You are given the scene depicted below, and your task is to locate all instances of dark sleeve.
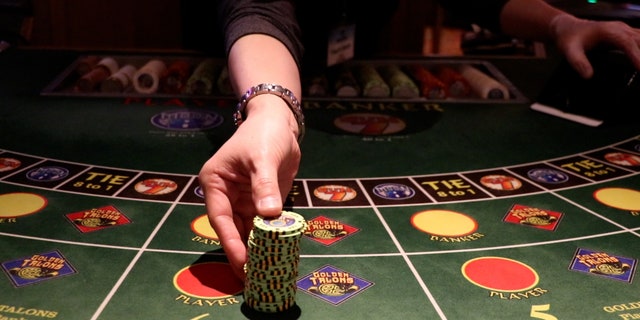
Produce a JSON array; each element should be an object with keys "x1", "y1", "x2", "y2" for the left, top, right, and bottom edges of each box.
[
  {"x1": 217, "y1": 0, "x2": 304, "y2": 68},
  {"x1": 436, "y1": 0, "x2": 510, "y2": 32}
]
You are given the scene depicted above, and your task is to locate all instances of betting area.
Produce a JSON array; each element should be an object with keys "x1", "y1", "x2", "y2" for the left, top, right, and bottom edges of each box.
[{"x1": 0, "y1": 134, "x2": 639, "y2": 319}]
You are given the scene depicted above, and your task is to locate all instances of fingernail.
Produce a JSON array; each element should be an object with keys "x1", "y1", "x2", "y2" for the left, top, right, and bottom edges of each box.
[{"x1": 258, "y1": 196, "x2": 279, "y2": 210}]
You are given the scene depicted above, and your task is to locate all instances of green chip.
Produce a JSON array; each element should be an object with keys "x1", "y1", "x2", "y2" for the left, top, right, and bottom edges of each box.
[
  {"x1": 246, "y1": 292, "x2": 295, "y2": 303},
  {"x1": 246, "y1": 280, "x2": 297, "y2": 291},
  {"x1": 245, "y1": 298, "x2": 295, "y2": 313},
  {"x1": 247, "y1": 255, "x2": 298, "y2": 266},
  {"x1": 244, "y1": 211, "x2": 305, "y2": 314}
]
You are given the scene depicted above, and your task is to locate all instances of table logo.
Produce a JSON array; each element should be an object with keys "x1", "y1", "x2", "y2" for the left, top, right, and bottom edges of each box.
[
  {"x1": 0, "y1": 157, "x2": 20, "y2": 172},
  {"x1": 527, "y1": 168, "x2": 570, "y2": 184},
  {"x1": 304, "y1": 216, "x2": 359, "y2": 246},
  {"x1": 134, "y1": 178, "x2": 178, "y2": 195},
  {"x1": 66, "y1": 205, "x2": 131, "y2": 233},
  {"x1": 372, "y1": 182, "x2": 415, "y2": 200},
  {"x1": 297, "y1": 265, "x2": 373, "y2": 305},
  {"x1": 569, "y1": 248, "x2": 636, "y2": 283},
  {"x1": 604, "y1": 152, "x2": 640, "y2": 167},
  {"x1": 194, "y1": 185, "x2": 204, "y2": 198},
  {"x1": 26, "y1": 166, "x2": 69, "y2": 182},
  {"x1": 503, "y1": 204, "x2": 562, "y2": 231},
  {"x1": 480, "y1": 174, "x2": 522, "y2": 191},
  {"x1": 1, "y1": 250, "x2": 77, "y2": 287},
  {"x1": 151, "y1": 109, "x2": 223, "y2": 131},
  {"x1": 313, "y1": 185, "x2": 357, "y2": 202},
  {"x1": 333, "y1": 113, "x2": 406, "y2": 135}
]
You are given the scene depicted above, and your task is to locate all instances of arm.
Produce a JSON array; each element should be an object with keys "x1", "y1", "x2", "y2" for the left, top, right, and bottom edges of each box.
[
  {"x1": 499, "y1": 0, "x2": 640, "y2": 78},
  {"x1": 439, "y1": 0, "x2": 640, "y2": 78},
  {"x1": 200, "y1": 0, "x2": 304, "y2": 279}
]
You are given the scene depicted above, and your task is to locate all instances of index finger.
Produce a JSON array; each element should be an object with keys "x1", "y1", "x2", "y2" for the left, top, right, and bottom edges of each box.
[{"x1": 204, "y1": 188, "x2": 248, "y2": 279}]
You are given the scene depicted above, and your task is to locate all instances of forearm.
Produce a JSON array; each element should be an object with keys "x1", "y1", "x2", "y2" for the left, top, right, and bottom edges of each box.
[
  {"x1": 228, "y1": 34, "x2": 302, "y2": 139},
  {"x1": 499, "y1": 0, "x2": 571, "y2": 41},
  {"x1": 228, "y1": 34, "x2": 301, "y2": 99}
]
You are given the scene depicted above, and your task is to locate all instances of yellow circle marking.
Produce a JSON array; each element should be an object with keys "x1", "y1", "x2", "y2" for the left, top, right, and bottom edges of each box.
[
  {"x1": 594, "y1": 188, "x2": 640, "y2": 211},
  {"x1": 191, "y1": 214, "x2": 218, "y2": 239},
  {"x1": 0, "y1": 192, "x2": 47, "y2": 218},
  {"x1": 411, "y1": 209, "x2": 478, "y2": 237}
]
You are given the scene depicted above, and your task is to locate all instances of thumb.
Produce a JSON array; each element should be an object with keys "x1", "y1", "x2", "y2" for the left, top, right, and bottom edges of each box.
[
  {"x1": 251, "y1": 169, "x2": 283, "y2": 218},
  {"x1": 563, "y1": 42, "x2": 594, "y2": 79}
]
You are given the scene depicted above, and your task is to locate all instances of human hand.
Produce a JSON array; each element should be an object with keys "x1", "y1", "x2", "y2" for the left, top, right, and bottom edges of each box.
[
  {"x1": 198, "y1": 97, "x2": 302, "y2": 279},
  {"x1": 550, "y1": 15, "x2": 640, "y2": 78}
]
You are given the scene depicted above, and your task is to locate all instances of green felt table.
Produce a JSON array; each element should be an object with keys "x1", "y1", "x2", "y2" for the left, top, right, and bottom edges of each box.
[{"x1": 0, "y1": 49, "x2": 639, "y2": 320}]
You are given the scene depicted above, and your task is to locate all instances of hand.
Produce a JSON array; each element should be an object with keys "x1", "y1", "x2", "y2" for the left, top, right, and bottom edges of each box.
[
  {"x1": 550, "y1": 15, "x2": 640, "y2": 78},
  {"x1": 198, "y1": 96, "x2": 301, "y2": 279}
]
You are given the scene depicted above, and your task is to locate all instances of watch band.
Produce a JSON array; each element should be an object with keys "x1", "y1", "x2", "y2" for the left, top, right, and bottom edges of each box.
[{"x1": 233, "y1": 83, "x2": 305, "y2": 144}]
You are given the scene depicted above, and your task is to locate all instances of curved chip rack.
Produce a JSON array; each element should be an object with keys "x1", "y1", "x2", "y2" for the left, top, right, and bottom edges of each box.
[{"x1": 41, "y1": 55, "x2": 527, "y2": 103}]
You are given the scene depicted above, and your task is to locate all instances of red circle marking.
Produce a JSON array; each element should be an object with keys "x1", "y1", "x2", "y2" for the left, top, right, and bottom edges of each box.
[
  {"x1": 173, "y1": 262, "x2": 243, "y2": 299},
  {"x1": 462, "y1": 257, "x2": 539, "y2": 292}
]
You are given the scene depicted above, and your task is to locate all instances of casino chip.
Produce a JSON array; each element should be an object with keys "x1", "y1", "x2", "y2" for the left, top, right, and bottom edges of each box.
[{"x1": 244, "y1": 211, "x2": 307, "y2": 313}]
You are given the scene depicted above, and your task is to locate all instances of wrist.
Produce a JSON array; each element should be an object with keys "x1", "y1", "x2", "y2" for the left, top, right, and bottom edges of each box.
[
  {"x1": 233, "y1": 83, "x2": 305, "y2": 143},
  {"x1": 246, "y1": 95, "x2": 301, "y2": 139},
  {"x1": 548, "y1": 14, "x2": 578, "y2": 41}
]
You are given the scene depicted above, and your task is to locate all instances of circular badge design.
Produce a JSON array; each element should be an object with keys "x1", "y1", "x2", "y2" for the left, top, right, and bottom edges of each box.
[
  {"x1": 334, "y1": 112, "x2": 406, "y2": 135},
  {"x1": 26, "y1": 166, "x2": 69, "y2": 182},
  {"x1": 255, "y1": 211, "x2": 306, "y2": 234},
  {"x1": 0, "y1": 157, "x2": 21, "y2": 172},
  {"x1": 134, "y1": 178, "x2": 178, "y2": 195},
  {"x1": 151, "y1": 109, "x2": 223, "y2": 131},
  {"x1": 480, "y1": 175, "x2": 522, "y2": 191},
  {"x1": 527, "y1": 168, "x2": 569, "y2": 184},
  {"x1": 194, "y1": 185, "x2": 204, "y2": 198},
  {"x1": 604, "y1": 152, "x2": 640, "y2": 166},
  {"x1": 313, "y1": 185, "x2": 358, "y2": 202},
  {"x1": 262, "y1": 215, "x2": 296, "y2": 228},
  {"x1": 372, "y1": 183, "x2": 415, "y2": 200}
]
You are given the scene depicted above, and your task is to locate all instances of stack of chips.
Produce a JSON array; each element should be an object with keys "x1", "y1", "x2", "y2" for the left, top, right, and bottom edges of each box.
[{"x1": 244, "y1": 211, "x2": 307, "y2": 313}]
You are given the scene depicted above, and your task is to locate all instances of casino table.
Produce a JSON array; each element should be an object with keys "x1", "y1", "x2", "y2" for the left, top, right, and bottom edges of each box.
[{"x1": 0, "y1": 49, "x2": 639, "y2": 320}]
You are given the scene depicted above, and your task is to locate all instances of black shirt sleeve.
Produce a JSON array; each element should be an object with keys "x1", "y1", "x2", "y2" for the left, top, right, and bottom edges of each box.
[
  {"x1": 217, "y1": 0, "x2": 304, "y2": 68},
  {"x1": 216, "y1": 0, "x2": 511, "y2": 68}
]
